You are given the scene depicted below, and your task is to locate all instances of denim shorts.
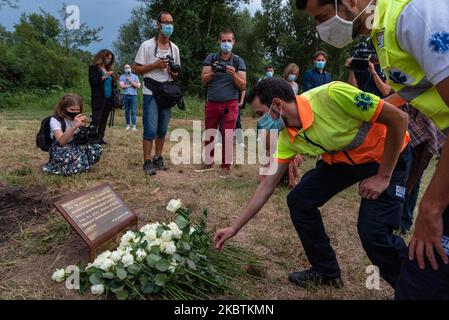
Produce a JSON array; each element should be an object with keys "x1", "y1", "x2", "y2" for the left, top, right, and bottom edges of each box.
[{"x1": 142, "y1": 94, "x2": 171, "y2": 140}]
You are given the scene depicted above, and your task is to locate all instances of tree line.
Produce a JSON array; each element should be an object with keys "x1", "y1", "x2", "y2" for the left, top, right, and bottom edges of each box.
[{"x1": 0, "y1": 0, "x2": 352, "y2": 96}]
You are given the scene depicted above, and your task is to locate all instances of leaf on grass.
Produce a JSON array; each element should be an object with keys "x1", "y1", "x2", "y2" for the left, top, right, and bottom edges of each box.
[
  {"x1": 127, "y1": 264, "x2": 141, "y2": 275},
  {"x1": 116, "y1": 268, "x2": 127, "y2": 280},
  {"x1": 115, "y1": 289, "x2": 129, "y2": 300},
  {"x1": 187, "y1": 259, "x2": 197, "y2": 270},
  {"x1": 89, "y1": 273, "x2": 103, "y2": 285},
  {"x1": 155, "y1": 259, "x2": 169, "y2": 272},
  {"x1": 175, "y1": 215, "x2": 189, "y2": 229},
  {"x1": 154, "y1": 273, "x2": 168, "y2": 287}
]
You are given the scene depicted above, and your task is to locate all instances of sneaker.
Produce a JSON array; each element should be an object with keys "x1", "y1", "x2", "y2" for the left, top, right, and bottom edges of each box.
[
  {"x1": 219, "y1": 167, "x2": 231, "y2": 178},
  {"x1": 143, "y1": 160, "x2": 157, "y2": 176},
  {"x1": 288, "y1": 269, "x2": 344, "y2": 289},
  {"x1": 126, "y1": 125, "x2": 130, "y2": 131},
  {"x1": 153, "y1": 156, "x2": 168, "y2": 171},
  {"x1": 132, "y1": 126, "x2": 138, "y2": 132},
  {"x1": 194, "y1": 164, "x2": 214, "y2": 173}
]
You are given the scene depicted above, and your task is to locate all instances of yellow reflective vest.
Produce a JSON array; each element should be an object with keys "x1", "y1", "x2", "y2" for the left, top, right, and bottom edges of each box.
[{"x1": 371, "y1": 0, "x2": 449, "y2": 130}]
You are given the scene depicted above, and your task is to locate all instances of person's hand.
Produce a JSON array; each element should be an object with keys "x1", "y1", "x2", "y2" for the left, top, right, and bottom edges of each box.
[
  {"x1": 226, "y1": 65, "x2": 237, "y2": 76},
  {"x1": 358, "y1": 174, "x2": 390, "y2": 200},
  {"x1": 106, "y1": 71, "x2": 114, "y2": 77},
  {"x1": 168, "y1": 69, "x2": 179, "y2": 78},
  {"x1": 73, "y1": 114, "x2": 87, "y2": 128},
  {"x1": 154, "y1": 58, "x2": 169, "y2": 69},
  {"x1": 213, "y1": 227, "x2": 237, "y2": 251},
  {"x1": 409, "y1": 199, "x2": 449, "y2": 270},
  {"x1": 368, "y1": 62, "x2": 376, "y2": 75},
  {"x1": 126, "y1": 76, "x2": 131, "y2": 82},
  {"x1": 345, "y1": 57, "x2": 353, "y2": 69}
]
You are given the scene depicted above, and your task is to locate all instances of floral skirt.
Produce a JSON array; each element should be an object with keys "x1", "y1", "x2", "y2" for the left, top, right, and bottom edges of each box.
[{"x1": 42, "y1": 143, "x2": 102, "y2": 176}]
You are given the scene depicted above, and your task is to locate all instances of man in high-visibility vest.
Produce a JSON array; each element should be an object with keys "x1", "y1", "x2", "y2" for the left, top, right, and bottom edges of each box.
[
  {"x1": 214, "y1": 78, "x2": 411, "y2": 289},
  {"x1": 296, "y1": 0, "x2": 449, "y2": 299}
]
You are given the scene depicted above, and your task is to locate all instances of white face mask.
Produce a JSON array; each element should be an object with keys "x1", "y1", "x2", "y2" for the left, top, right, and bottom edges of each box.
[{"x1": 316, "y1": 0, "x2": 373, "y2": 49}]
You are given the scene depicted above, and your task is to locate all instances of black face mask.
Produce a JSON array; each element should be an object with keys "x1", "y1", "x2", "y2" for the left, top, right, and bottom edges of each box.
[{"x1": 65, "y1": 111, "x2": 80, "y2": 119}]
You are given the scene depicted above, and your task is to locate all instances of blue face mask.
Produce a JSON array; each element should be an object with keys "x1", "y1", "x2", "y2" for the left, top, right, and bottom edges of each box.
[
  {"x1": 288, "y1": 74, "x2": 297, "y2": 82},
  {"x1": 161, "y1": 24, "x2": 174, "y2": 38},
  {"x1": 257, "y1": 104, "x2": 286, "y2": 132},
  {"x1": 315, "y1": 61, "x2": 326, "y2": 69},
  {"x1": 266, "y1": 71, "x2": 274, "y2": 78},
  {"x1": 220, "y1": 41, "x2": 233, "y2": 54}
]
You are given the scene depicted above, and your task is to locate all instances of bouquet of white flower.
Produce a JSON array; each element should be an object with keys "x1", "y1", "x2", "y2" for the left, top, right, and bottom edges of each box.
[{"x1": 52, "y1": 199, "x2": 261, "y2": 300}]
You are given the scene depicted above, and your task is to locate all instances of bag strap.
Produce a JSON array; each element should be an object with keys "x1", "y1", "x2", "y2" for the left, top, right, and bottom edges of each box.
[{"x1": 154, "y1": 36, "x2": 174, "y2": 59}]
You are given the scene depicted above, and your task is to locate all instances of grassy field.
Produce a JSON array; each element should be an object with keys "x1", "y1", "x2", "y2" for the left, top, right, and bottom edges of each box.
[{"x1": 0, "y1": 95, "x2": 435, "y2": 300}]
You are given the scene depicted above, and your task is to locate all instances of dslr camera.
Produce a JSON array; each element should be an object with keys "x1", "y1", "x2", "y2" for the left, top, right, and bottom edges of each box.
[
  {"x1": 348, "y1": 40, "x2": 377, "y2": 72},
  {"x1": 212, "y1": 61, "x2": 228, "y2": 73},
  {"x1": 163, "y1": 55, "x2": 181, "y2": 73},
  {"x1": 73, "y1": 124, "x2": 102, "y2": 145}
]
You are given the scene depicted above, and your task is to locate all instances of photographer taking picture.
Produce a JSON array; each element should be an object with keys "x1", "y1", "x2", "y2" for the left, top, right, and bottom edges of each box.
[
  {"x1": 200, "y1": 28, "x2": 247, "y2": 177},
  {"x1": 42, "y1": 93, "x2": 102, "y2": 176},
  {"x1": 345, "y1": 40, "x2": 391, "y2": 98},
  {"x1": 132, "y1": 11, "x2": 181, "y2": 176}
]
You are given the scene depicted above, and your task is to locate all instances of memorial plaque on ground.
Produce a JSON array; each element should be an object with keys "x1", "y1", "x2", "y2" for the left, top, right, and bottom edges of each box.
[{"x1": 54, "y1": 184, "x2": 138, "y2": 261}]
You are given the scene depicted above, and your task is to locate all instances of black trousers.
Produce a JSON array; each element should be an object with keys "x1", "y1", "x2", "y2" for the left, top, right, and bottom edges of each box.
[
  {"x1": 395, "y1": 207, "x2": 449, "y2": 300},
  {"x1": 287, "y1": 146, "x2": 412, "y2": 288},
  {"x1": 92, "y1": 97, "x2": 113, "y2": 140}
]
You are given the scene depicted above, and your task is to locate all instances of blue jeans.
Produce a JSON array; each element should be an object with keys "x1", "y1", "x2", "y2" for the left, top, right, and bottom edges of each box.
[
  {"x1": 123, "y1": 94, "x2": 137, "y2": 126},
  {"x1": 142, "y1": 94, "x2": 171, "y2": 141},
  {"x1": 287, "y1": 146, "x2": 412, "y2": 288}
]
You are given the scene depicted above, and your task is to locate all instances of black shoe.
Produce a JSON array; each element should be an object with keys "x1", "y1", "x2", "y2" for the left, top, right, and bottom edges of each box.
[
  {"x1": 143, "y1": 160, "x2": 157, "y2": 176},
  {"x1": 153, "y1": 156, "x2": 168, "y2": 171},
  {"x1": 288, "y1": 269, "x2": 344, "y2": 289}
]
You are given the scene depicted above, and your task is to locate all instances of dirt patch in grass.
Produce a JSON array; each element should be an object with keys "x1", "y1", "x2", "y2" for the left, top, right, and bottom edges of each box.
[{"x1": 0, "y1": 184, "x2": 54, "y2": 243}]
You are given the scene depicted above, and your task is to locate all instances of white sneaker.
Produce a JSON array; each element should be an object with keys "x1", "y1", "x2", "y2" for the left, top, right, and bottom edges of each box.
[
  {"x1": 132, "y1": 126, "x2": 138, "y2": 132},
  {"x1": 126, "y1": 126, "x2": 130, "y2": 131}
]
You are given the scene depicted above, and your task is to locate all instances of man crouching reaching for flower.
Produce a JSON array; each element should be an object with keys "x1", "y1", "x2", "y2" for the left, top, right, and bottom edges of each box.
[{"x1": 214, "y1": 78, "x2": 412, "y2": 289}]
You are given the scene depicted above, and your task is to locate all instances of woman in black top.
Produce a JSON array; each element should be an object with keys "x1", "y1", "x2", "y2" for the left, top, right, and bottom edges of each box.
[{"x1": 89, "y1": 49, "x2": 117, "y2": 144}]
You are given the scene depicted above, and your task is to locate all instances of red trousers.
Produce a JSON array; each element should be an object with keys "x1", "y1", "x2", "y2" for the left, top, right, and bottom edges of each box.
[{"x1": 204, "y1": 100, "x2": 239, "y2": 169}]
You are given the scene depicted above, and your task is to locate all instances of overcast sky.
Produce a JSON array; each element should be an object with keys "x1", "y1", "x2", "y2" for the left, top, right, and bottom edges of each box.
[{"x1": 0, "y1": 0, "x2": 263, "y2": 53}]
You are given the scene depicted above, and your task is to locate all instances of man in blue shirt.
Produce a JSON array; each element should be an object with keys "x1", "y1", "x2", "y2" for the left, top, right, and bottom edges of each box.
[
  {"x1": 303, "y1": 51, "x2": 332, "y2": 92},
  {"x1": 119, "y1": 64, "x2": 141, "y2": 131}
]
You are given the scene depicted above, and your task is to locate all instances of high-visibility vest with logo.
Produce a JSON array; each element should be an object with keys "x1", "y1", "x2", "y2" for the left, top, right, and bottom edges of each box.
[{"x1": 372, "y1": 0, "x2": 449, "y2": 130}]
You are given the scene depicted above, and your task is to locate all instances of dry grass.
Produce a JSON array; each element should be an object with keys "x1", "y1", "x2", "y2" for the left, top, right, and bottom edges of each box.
[{"x1": 0, "y1": 109, "x2": 435, "y2": 300}]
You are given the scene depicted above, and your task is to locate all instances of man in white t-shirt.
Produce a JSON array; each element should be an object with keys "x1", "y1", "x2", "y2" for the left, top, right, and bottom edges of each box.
[
  {"x1": 132, "y1": 11, "x2": 181, "y2": 176},
  {"x1": 296, "y1": 0, "x2": 449, "y2": 299}
]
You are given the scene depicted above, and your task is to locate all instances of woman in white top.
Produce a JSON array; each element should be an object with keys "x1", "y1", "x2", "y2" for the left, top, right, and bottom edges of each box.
[
  {"x1": 42, "y1": 93, "x2": 102, "y2": 175},
  {"x1": 283, "y1": 63, "x2": 300, "y2": 95}
]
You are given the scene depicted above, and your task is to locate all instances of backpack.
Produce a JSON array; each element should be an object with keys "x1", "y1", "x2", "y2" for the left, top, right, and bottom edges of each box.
[{"x1": 36, "y1": 116, "x2": 66, "y2": 152}]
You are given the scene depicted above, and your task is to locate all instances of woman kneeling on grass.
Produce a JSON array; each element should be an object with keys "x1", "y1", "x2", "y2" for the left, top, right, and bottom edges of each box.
[{"x1": 42, "y1": 93, "x2": 102, "y2": 176}]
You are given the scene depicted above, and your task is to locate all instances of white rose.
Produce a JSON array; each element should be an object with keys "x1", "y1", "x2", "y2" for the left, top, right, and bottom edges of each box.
[
  {"x1": 168, "y1": 261, "x2": 178, "y2": 273},
  {"x1": 143, "y1": 229, "x2": 157, "y2": 241},
  {"x1": 51, "y1": 269, "x2": 66, "y2": 283},
  {"x1": 147, "y1": 239, "x2": 161, "y2": 250},
  {"x1": 168, "y1": 222, "x2": 183, "y2": 239},
  {"x1": 161, "y1": 230, "x2": 173, "y2": 242},
  {"x1": 99, "y1": 258, "x2": 115, "y2": 272},
  {"x1": 110, "y1": 251, "x2": 122, "y2": 263},
  {"x1": 97, "y1": 250, "x2": 112, "y2": 260},
  {"x1": 189, "y1": 227, "x2": 196, "y2": 235},
  {"x1": 121, "y1": 253, "x2": 134, "y2": 267},
  {"x1": 91, "y1": 284, "x2": 105, "y2": 296},
  {"x1": 166, "y1": 199, "x2": 182, "y2": 213},
  {"x1": 120, "y1": 230, "x2": 136, "y2": 244},
  {"x1": 164, "y1": 242, "x2": 177, "y2": 255},
  {"x1": 136, "y1": 248, "x2": 147, "y2": 262}
]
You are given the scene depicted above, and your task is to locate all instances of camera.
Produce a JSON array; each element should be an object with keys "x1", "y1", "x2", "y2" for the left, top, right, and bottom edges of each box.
[
  {"x1": 73, "y1": 124, "x2": 102, "y2": 145},
  {"x1": 212, "y1": 61, "x2": 228, "y2": 73},
  {"x1": 348, "y1": 40, "x2": 377, "y2": 72},
  {"x1": 164, "y1": 55, "x2": 181, "y2": 73}
]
